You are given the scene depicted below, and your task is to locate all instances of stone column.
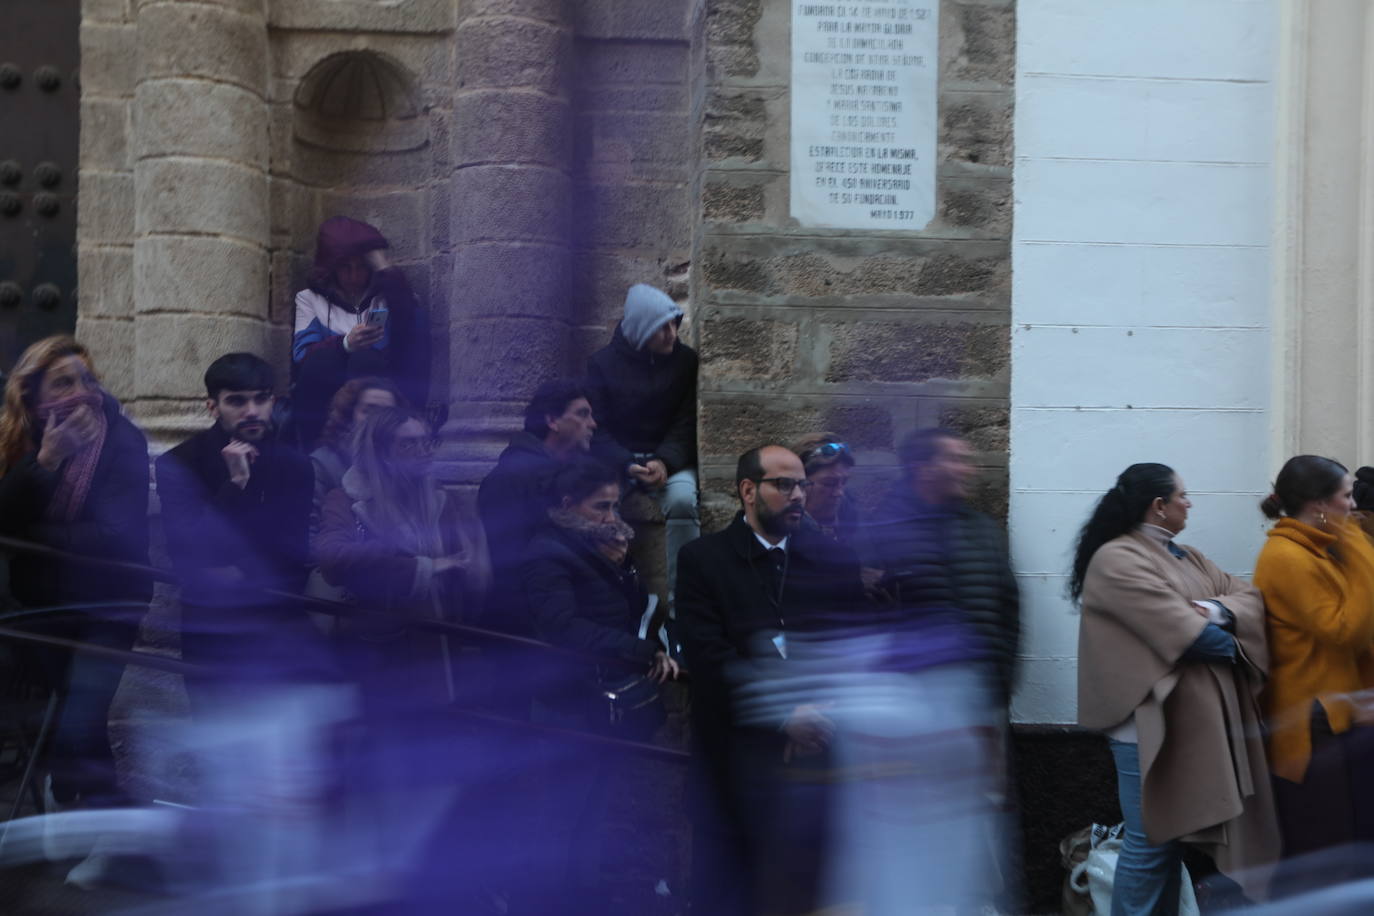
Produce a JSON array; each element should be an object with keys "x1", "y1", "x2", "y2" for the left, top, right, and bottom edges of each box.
[
  {"x1": 131, "y1": 0, "x2": 271, "y2": 445},
  {"x1": 445, "y1": 0, "x2": 573, "y2": 483}
]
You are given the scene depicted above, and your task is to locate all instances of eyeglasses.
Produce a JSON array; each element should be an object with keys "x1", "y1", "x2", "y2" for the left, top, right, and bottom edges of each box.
[
  {"x1": 394, "y1": 436, "x2": 440, "y2": 456},
  {"x1": 801, "y1": 441, "x2": 851, "y2": 465},
  {"x1": 757, "y1": 476, "x2": 814, "y2": 495},
  {"x1": 813, "y1": 475, "x2": 849, "y2": 491}
]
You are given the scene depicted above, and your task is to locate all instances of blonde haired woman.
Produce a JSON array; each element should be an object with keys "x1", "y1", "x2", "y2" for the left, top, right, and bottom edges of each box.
[
  {"x1": 314, "y1": 407, "x2": 488, "y2": 704},
  {"x1": 0, "y1": 336, "x2": 151, "y2": 878}
]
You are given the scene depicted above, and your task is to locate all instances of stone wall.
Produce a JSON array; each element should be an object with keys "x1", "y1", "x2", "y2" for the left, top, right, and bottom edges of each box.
[{"x1": 692, "y1": 0, "x2": 1014, "y2": 529}]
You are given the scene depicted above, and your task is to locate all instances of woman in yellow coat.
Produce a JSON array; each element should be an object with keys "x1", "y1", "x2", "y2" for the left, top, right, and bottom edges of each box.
[{"x1": 1253, "y1": 455, "x2": 1374, "y2": 882}]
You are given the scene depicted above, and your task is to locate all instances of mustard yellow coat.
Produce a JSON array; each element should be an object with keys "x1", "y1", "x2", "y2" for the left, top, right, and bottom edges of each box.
[{"x1": 1253, "y1": 517, "x2": 1374, "y2": 783}]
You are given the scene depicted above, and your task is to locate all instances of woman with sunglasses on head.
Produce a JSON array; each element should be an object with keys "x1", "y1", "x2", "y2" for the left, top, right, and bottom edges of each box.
[
  {"x1": 1075, "y1": 463, "x2": 1278, "y2": 913},
  {"x1": 314, "y1": 406, "x2": 488, "y2": 705},
  {"x1": 1253, "y1": 456, "x2": 1374, "y2": 891}
]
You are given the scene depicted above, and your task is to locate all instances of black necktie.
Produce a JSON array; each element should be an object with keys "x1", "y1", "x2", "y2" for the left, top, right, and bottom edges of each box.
[{"x1": 767, "y1": 547, "x2": 786, "y2": 602}]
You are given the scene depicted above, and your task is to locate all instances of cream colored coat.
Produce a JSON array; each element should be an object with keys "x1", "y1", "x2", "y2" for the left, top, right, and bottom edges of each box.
[{"x1": 1078, "y1": 529, "x2": 1279, "y2": 900}]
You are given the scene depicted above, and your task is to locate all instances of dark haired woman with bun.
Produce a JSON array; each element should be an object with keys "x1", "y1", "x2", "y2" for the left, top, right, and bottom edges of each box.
[
  {"x1": 1074, "y1": 463, "x2": 1277, "y2": 912},
  {"x1": 1253, "y1": 456, "x2": 1374, "y2": 883}
]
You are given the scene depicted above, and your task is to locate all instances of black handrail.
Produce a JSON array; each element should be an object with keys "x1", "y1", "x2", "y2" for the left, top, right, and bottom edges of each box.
[{"x1": 0, "y1": 533, "x2": 672, "y2": 674}]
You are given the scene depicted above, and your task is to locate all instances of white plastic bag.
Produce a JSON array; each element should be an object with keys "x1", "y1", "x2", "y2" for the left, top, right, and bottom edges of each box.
[{"x1": 1067, "y1": 822, "x2": 1200, "y2": 915}]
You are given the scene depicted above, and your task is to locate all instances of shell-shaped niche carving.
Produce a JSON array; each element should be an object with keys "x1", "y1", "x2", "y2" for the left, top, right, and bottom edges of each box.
[{"x1": 293, "y1": 51, "x2": 426, "y2": 153}]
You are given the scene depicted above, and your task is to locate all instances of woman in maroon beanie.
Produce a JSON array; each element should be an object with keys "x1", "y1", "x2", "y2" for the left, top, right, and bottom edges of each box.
[{"x1": 291, "y1": 216, "x2": 430, "y2": 449}]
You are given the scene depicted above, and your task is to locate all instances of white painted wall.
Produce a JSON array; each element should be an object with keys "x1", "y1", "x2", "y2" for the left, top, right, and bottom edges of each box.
[{"x1": 1009, "y1": 0, "x2": 1278, "y2": 724}]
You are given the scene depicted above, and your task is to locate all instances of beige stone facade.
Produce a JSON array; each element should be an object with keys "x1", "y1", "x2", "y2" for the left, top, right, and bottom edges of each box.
[{"x1": 76, "y1": 0, "x2": 1014, "y2": 533}]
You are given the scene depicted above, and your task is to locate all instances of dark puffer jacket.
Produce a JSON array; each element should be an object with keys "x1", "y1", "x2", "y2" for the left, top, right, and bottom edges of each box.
[
  {"x1": 865, "y1": 487, "x2": 1021, "y2": 701},
  {"x1": 585, "y1": 324, "x2": 698, "y2": 474}
]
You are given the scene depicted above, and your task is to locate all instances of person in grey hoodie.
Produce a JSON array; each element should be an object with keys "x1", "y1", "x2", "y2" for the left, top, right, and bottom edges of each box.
[{"x1": 585, "y1": 284, "x2": 700, "y2": 608}]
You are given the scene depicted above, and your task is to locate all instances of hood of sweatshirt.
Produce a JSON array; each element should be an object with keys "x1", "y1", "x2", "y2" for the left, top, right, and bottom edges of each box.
[{"x1": 620, "y1": 284, "x2": 683, "y2": 351}]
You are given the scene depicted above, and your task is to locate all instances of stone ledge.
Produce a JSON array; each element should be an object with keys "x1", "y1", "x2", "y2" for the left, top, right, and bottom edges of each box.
[{"x1": 269, "y1": 0, "x2": 455, "y2": 33}]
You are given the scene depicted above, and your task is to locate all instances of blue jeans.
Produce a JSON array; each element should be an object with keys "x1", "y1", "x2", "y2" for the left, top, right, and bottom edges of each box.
[
  {"x1": 653, "y1": 467, "x2": 699, "y2": 609},
  {"x1": 1109, "y1": 740, "x2": 1182, "y2": 916}
]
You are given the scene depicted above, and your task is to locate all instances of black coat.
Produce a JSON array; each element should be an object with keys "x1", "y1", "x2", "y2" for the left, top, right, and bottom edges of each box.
[
  {"x1": 477, "y1": 432, "x2": 563, "y2": 631},
  {"x1": 0, "y1": 394, "x2": 151, "y2": 613},
  {"x1": 677, "y1": 514, "x2": 865, "y2": 749},
  {"x1": 586, "y1": 324, "x2": 698, "y2": 474},
  {"x1": 523, "y1": 525, "x2": 658, "y2": 666},
  {"x1": 865, "y1": 487, "x2": 1021, "y2": 701},
  {"x1": 155, "y1": 425, "x2": 314, "y2": 608}
]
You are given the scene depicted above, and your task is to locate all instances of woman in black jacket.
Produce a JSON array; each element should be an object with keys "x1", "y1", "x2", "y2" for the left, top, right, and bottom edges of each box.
[
  {"x1": 0, "y1": 335, "x2": 151, "y2": 820},
  {"x1": 521, "y1": 458, "x2": 679, "y2": 915}
]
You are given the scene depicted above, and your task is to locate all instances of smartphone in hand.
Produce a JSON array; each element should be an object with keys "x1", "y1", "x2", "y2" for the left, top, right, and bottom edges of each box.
[{"x1": 367, "y1": 306, "x2": 389, "y2": 327}]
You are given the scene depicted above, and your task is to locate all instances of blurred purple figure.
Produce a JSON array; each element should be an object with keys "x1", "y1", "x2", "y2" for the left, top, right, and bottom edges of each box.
[{"x1": 314, "y1": 405, "x2": 489, "y2": 707}]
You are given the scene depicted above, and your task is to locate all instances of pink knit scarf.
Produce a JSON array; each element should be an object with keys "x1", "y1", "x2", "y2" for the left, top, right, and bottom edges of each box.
[{"x1": 35, "y1": 390, "x2": 108, "y2": 522}]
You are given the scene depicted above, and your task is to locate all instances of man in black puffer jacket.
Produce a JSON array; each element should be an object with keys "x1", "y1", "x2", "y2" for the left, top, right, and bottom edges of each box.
[
  {"x1": 865, "y1": 427, "x2": 1020, "y2": 705},
  {"x1": 585, "y1": 284, "x2": 700, "y2": 609}
]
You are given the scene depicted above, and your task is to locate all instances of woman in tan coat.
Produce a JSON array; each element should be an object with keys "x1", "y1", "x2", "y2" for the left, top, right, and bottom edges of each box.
[
  {"x1": 1253, "y1": 455, "x2": 1374, "y2": 884},
  {"x1": 1073, "y1": 463, "x2": 1277, "y2": 914}
]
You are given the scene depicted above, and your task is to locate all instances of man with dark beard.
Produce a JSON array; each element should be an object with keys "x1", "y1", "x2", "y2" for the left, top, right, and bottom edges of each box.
[
  {"x1": 156, "y1": 353, "x2": 330, "y2": 707},
  {"x1": 677, "y1": 445, "x2": 865, "y2": 916}
]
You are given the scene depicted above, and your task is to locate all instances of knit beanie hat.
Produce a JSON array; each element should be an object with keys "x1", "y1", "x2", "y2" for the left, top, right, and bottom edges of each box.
[
  {"x1": 620, "y1": 284, "x2": 684, "y2": 351},
  {"x1": 313, "y1": 216, "x2": 389, "y2": 273}
]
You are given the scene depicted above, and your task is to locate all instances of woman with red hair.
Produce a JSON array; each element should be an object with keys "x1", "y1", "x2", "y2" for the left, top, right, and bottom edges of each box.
[{"x1": 0, "y1": 336, "x2": 151, "y2": 878}]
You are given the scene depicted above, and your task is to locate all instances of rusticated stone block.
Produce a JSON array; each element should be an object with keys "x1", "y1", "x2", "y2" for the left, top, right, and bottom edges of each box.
[
  {"x1": 698, "y1": 399, "x2": 823, "y2": 459},
  {"x1": 825, "y1": 321, "x2": 1010, "y2": 384},
  {"x1": 702, "y1": 247, "x2": 1009, "y2": 300},
  {"x1": 576, "y1": 84, "x2": 690, "y2": 116},
  {"x1": 456, "y1": 18, "x2": 569, "y2": 93},
  {"x1": 576, "y1": 111, "x2": 694, "y2": 174},
  {"x1": 940, "y1": 91, "x2": 1013, "y2": 168},
  {"x1": 78, "y1": 246, "x2": 135, "y2": 319},
  {"x1": 269, "y1": 249, "x2": 297, "y2": 325},
  {"x1": 938, "y1": 402, "x2": 1010, "y2": 453},
  {"x1": 269, "y1": 0, "x2": 453, "y2": 32},
  {"x1": 134, "y1": 236, "x2": 270, "y2": 319},
  {"x1": 570, "y1": 252, "x2": 689, "y2": 326},
  {"x1": 318, "y1": 190, "x2": 425, "y2": 258},
  {"x1": 84, "y1": 0, "x2": 132, "y2": 25},
  {"x1": 453, "y1": 90, "x2": 572, "y2": 168},
  {"x1": 452, "y1": 242, "x2": 572, "y2": 320},
  {"x1": 80, "y1": 98, "x2": 130, "y2": 171},
  {"x1": 936, "y1": 180, "x2": 1012, "y2": 235},
  {"x1": 452, "y1": 165, "x2": 570, "y2": 245},
  {"x1": 820, "y1": 403, "x2": 895, "y2": 451},
  {"x1": 698, "y1": 316, "x2": 798, "y2": 382},
  {"x1": 137, "y1": 4, "x2": 268, "y2": 96},
  {"x1": 704, "y1": 92, "x2": 766, "y2": 162},
  {"x1": 574, "y1": 182, "x2": 693, "y2": 251},
  {"x1": 135, "y1": 79, "x2": 268, "y2": 164},
  {"x1": 578, "y1": 40, "x2": 690, "y2": 87},
  {"x1": 703, "y1": 182, "x2": 764, "y2": 222},
  {"x1": 941, "y1": 1, "x2": 1015, "y2": 87},
  {"x1": 917, "y1": 252, "x2": 1006, "y2": 297},
  {"x1": 968, "y1": 472, "x2": 1009, "y2": 522},
  {"x1": 464, "y1": 0, "x2": 564, "y2": 21},
  {"x1": 77, "y1": 172, "x2": 135, "y2": 244},
  {"x1": 573, "y1": 0, "x2": 695, "y2": 41},
  {"x1": 74, "y1": 316, "x2": 137, "y2": 400},
  {"x1": 82, "y1": 23, "x2": 137, "y2": 97},
  {"x1": 292, "y1": 145, "x2": 434, "y2": 191},
  {"x1": 135, "y1": 312, "x2": 271, "y2": 399},
  {"x1": 706, "y1": 0, "x2": 762, "y2": 77},
  {"x1": 137, "y1": 0, "x2": 265, "y2": 14},
  {"x1": 449, "y1": 316, "x2": 576, "y2": 401},
  {"x1": 136, "y1": 158, "x2": 269, "y2": 243},
  {"x1": 268, "y1": 177, "x2": 315, "y2": 249}
]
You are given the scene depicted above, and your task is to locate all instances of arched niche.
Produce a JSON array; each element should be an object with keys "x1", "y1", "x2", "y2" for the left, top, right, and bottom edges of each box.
[{"x1": 293, "y1": 51, "x2": 427, "y2": 153}]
